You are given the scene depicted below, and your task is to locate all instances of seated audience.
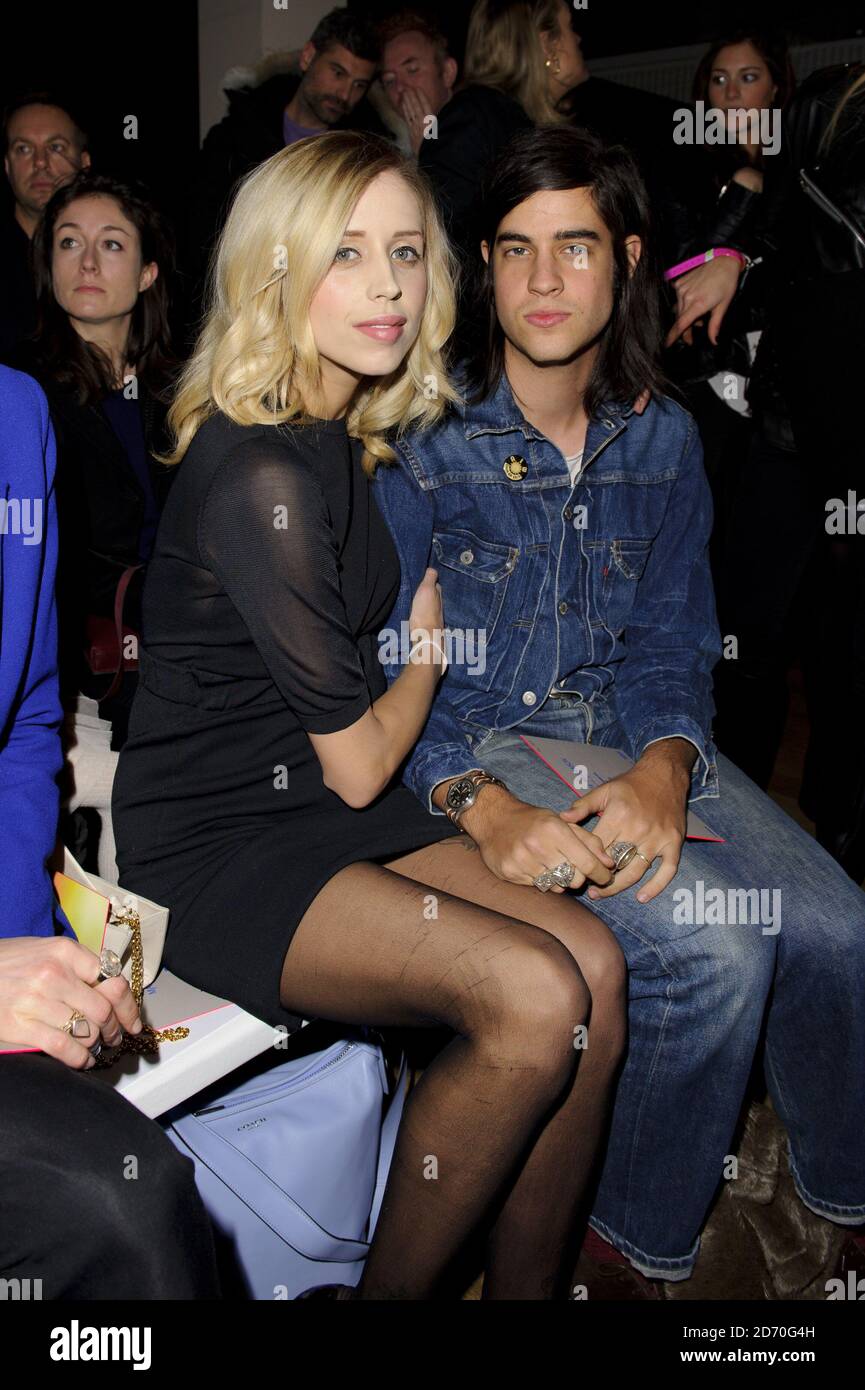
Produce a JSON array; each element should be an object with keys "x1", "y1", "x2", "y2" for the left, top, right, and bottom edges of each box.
[
  {"x1": 0, "y1": 363, "x2": 220, "y2": 1301},
  {"x1": 372, "y1": 124, "x2": 865, "y2": 1296},
  {"x1": 20, "y1": 170, "x2": 178, "y2": 751},
  {"x1": 716, "y1": 61, "x2": 865, "y2": 882},
  {"x1": 664, "y1": 31, "x2": 795, "y2": 583},
  {"x1": 112, "y1": 130, "x2": 627, "y2": 1301}
]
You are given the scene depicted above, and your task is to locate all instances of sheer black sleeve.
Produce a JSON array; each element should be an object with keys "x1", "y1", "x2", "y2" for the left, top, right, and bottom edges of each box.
[{"x1": 198, "y1": 436, "x2": 372, "y2": 733}]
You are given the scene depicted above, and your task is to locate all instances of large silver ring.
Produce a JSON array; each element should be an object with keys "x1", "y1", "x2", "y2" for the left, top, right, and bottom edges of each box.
[
  {"x1": 533, "y1": 870, "x2": 555, "y2": 893},
  {"x1": 97, "y1": 948, "x2": 123, "y2": 982},
  {"x1": 549, "y1": 860, "x2": 576, "y2": 888},
  {"x1": 607, "y1": 841, "x2": 639, "y2": 873}
]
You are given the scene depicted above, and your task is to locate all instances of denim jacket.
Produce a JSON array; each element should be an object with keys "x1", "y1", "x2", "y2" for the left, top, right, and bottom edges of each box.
[{"x1": 373, "y1": 372, "x2": 722, "y2": 813}]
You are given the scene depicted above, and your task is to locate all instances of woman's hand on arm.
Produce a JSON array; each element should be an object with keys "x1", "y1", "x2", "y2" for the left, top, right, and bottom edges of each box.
[
  {"x1": 665, "y1": 254, "x2": 744, "y2": 348},
  {"x1": 0, "y1": 936, "x2": 142, "y2": 1066},
  {"x1": 201, "y1": 449, "x2": 449, "y2": 811},
  {"x1": 309, "y1": 568, "x2": 447, "y2": 807}
]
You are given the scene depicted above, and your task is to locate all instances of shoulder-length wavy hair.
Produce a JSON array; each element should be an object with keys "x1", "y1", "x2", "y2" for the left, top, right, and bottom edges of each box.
[
  {"x1": 30, "y1": 171, "x2": 177, "y2": 404},
  {"x1": 463, "y1": 125, "x2": 669, "y2": 414},
  {"x1": 164, "y1": 131, "x2": 459, "y2": 474},
  {"x1": 462, "y1": 0, "x2": 566, "y2": 125}
]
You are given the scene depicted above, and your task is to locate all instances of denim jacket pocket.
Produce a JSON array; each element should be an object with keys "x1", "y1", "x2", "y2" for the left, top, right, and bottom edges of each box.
[
  {"x1": 599, "y1": 538, "x2": 653, "y2": 632},
  {"x1": 431, "y1": 529, "x2": 519, "y2": 692}
]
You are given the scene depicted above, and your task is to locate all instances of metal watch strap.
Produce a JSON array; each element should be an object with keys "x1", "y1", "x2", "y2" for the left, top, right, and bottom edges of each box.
[{"x1": 444, "y1": 771, "x2": 506, "y2": 829}]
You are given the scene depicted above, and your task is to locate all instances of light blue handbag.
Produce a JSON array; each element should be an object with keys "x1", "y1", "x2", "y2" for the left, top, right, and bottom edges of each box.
[{"x1": 164, "y1": 1031, "x2": 407, "y2": 1299}]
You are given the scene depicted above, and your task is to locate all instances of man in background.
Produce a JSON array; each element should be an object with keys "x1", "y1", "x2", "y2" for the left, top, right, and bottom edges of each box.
[
  {"x1": 378, "y1": 8, "x2": 458, "y2": 156},
  {"x1": 184, "y1": 7, "x2": 381, "y2": 329},
  {"x1": 0, "y1": 95, "x2": 90, "y2": 363}
]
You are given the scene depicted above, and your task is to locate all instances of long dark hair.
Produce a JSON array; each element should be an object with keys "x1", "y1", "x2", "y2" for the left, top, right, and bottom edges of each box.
[
  {"x1": 463, "y1": 125, "x2": 669, "y2": 415},
  {"x1": 692, "y1": 30, "x2": 795, "y2": 110},
  {"x1": 30, "y1": 171, "x2": 177, "y2": 405}
]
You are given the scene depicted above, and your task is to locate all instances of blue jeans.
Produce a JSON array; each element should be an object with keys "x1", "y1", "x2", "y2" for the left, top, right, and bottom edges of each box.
[{"x1": 472, "y1": 694, "x2": 865, "y2": 1280}]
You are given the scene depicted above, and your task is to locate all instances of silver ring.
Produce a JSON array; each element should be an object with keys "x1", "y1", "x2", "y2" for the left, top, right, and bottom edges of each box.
[
  {"x1": 97, "y1": 948, "x2": 123, "y2": 982},
  {"x1": 549, "y1": 860, "x2": 576, "y2": 888},
  {"x1": 607, "y1": 841, "x2": 639, "y2": 873},
  {"x1": 533, "y1": 870, "x2": 554, "y2": 893}
]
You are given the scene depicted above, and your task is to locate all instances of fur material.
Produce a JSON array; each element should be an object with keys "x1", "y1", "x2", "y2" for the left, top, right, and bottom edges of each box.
[{"x1": 220, "y1": 49, "x2": 412, "y2": 152}]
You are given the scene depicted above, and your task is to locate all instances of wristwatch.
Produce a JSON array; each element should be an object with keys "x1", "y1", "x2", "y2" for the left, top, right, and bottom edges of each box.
[{"x1": 444, "y1": 770, "x2": 507, "y2": 829}]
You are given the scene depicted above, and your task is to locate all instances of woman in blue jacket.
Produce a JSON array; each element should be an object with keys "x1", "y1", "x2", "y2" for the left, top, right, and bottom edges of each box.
[{"x1": 0, "y1": 364, "x2": 219, "y2": 1298}]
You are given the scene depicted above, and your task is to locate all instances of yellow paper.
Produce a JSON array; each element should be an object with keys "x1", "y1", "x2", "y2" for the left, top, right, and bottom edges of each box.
[{"x1": 53, "y1": 872, "x2": 109, "y2": 954}]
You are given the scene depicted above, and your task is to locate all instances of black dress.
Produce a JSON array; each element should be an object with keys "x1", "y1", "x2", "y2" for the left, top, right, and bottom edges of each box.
[{"x1": 112, "y1": 411, "x2": 458, "y2": 1032}]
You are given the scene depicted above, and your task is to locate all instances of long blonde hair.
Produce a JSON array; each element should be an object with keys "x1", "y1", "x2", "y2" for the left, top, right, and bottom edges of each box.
[
  {"x1": 462, "y1": 0, "x2": 566, "y2": 125},
  {"x1": 820, "y1": 65, "x2": 865, "y2": 156},
  {"x1": 163, "y1": 131, "x2": 459, "y2": 474}
]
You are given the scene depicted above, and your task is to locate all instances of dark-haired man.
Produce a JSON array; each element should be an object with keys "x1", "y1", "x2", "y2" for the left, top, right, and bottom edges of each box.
[
  {"x1": 374, "y1": 125, "x2": 865, "y2": 1295},
  {"x1": 1, "y1": 96, "x2": 90, "y2": 363},
  {"x1": 185, "y1": 7, "x2": 381, "y2": 324}
]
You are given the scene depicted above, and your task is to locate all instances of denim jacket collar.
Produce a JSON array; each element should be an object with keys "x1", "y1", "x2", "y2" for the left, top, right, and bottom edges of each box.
[{"x1": 460, "y1": 369, "x2": 637, "y2": 443}]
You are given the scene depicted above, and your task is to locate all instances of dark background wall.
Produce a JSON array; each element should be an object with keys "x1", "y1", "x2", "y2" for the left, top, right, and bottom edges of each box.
[
  {"x1": 351, "y1": 0, "x2": 864, "y2": 61},
  {"x1": 1, "y1": 0, "x2": 200, "y2": 228}
]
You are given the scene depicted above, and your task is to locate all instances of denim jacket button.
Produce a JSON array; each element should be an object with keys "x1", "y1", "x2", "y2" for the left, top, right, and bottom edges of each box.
[
  {"x1": 603, "y1": 419, "x2": 615, "y2": 430},
  {"x1": 564, "y1": 506, "x2": 573, "y2": 519},
  {"x1": 459, "y1": 550, "x2": 474, "y2": 565},
  {"x1": 558, "y1": 601, "x2": 569, "y2": 615},
  {"x1": 521, "y1": 690, "x2": 537, "y2": 706}
]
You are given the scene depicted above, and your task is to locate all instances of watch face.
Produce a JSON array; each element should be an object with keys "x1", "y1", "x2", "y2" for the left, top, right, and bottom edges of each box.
[{"x1": 447, "y1": 778, "x2": 476, "y2": 810}]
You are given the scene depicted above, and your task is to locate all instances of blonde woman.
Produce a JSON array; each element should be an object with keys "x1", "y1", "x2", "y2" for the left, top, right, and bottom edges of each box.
[
  {"x1": 112, "y1": 131, "x2": 625, "y2": 1301},
  {"x1": 418, "y1": 0, "x2": 572, "y2": 262}
]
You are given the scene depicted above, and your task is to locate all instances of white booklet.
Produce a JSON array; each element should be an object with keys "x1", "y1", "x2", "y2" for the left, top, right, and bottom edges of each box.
[
  {"x1": 0, "y1": 970, "x2": 283, "y2": 1120},
  {"x1": 519, "y1": 735, "x2": 724, "y2": 842}
]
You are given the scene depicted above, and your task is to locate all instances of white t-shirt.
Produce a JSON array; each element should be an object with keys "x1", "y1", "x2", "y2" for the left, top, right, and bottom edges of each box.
[{"x1": 565, "y1": 450, "x2": 585, "y2": 487}]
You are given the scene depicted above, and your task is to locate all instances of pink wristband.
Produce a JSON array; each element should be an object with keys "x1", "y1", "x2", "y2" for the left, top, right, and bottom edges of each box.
[{"x1": 663, "y1": 247, "x2": 748, "y2": 281}]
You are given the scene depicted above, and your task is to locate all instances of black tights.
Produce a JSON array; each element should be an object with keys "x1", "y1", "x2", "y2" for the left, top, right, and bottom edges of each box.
[{"x1": 279, "y1": 839, "x2": 627, "y2": 1300}]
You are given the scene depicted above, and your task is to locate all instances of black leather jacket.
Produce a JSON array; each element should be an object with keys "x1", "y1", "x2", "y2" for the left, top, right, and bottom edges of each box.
[
  {"x1": 665, "y1": 170, "x2": 766, "y2": 387},
  {"x1": 748, "y1": 63, "x2": 865, "y2": 447},
  {"x1": 758, "y1": 62, "x2": 865, "y2": 277}
]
